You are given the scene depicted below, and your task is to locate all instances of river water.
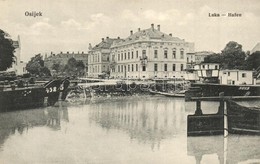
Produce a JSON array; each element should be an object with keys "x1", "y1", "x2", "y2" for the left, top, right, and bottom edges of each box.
[{"x1": 0, "y1": 96, "x2": 259, "y2": 164}]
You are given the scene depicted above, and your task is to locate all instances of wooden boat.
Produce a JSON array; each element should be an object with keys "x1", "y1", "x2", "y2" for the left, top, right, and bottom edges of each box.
[
  {"x1": 187, "y1": 95, "x2": 260, "y2": 136},
  {"x1": 0, "y1": 78, "x2": 70, "y2": 112},
  {"x1": 160, "y1": 90, "x2": 186, "y2": 98}
]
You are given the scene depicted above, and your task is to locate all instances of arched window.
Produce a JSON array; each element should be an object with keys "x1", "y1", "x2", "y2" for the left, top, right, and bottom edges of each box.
[
  {"x1": 180, "y1": 49, "x2": 184, "y2": 59},
  {"x1": 172, "y1": 48, "x2": 176, "y2": 59}
]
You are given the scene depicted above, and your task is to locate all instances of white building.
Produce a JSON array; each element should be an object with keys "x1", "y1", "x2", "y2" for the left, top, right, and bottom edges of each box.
[
  {"x1": 110, "y1": 24, "x2": 195, "y2": 79},
  {"x1": 6, "y1": 36, "x2": 27, "y2": 75},
  {"x1": 219, "y1": 70, "x2": 255, "y2": 85}
]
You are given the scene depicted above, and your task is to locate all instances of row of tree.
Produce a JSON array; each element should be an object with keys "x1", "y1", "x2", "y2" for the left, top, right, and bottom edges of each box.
[
  {"x1": 203, "y1": 41, "x2": 260, "y2": 70},
  {"x1": 26, "y1": 55, "x2": 86, "y2": 78}
]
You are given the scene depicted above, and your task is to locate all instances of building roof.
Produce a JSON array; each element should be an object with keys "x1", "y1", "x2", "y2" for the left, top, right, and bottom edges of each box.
[
  {"x1": 92, "y1": 38, "x2": 122, "y2": 50},
  {"x1": 194, "y1": 51, "x2": 215, "y2": 56},
  {"x1": 112, "y1": 24, "x2": 185, "y2": 47},
  {"x1": 251, "y1": 42, "x2": 260, "y2": 54}
]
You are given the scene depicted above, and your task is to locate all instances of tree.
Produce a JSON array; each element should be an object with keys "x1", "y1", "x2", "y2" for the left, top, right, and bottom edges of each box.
[
  {"x1": 51, "y1": 62, "x2": 64, "y2": 75},
  {"x1": 0, "y1": 29, "x2": 15, "y2": 71},
  {"x1": 204, "y1": 53, "x2": 223, "y2": 64},
  {"x1": 26, "y1": 54, "x2": 51, "y2": 76},
  {"x1": 244, "y1": 52, "x2": 260, "y2": 70},
  {"x1": 63, "y1": 57, "x2": 86, "y2": 77},
  {"x1": 203, "y1": 41, "x2": 246, "y2": 69},
  {"x1": 221, "y1": 41, "x2": 246, "y2": 69}
]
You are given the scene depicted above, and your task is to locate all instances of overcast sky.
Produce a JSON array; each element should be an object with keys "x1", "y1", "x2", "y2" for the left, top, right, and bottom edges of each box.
[{"x1": 1, "y1": 0, "x2": 259, "y2": 62}]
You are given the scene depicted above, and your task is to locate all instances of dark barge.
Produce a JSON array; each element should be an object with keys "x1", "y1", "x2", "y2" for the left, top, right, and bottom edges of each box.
[{"x1": 0, "y1": 78, "x2": 70, "y2": 112}]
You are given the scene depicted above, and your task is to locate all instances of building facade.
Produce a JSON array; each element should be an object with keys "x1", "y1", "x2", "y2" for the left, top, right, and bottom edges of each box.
[
  {"x1": 194, "y1": 51, "x2": 214, "y2": 64},
  {"x1": 110, "y1": 24, "x2": 194, "y2": 79},
  {"x1": 219, "y1": 70, "x2": 255, "y2": 85},
  {"x1": 44, "y1": 51, "x2": 88, "y2": 74},
  {"x1": 88, "y1": 37, "x2": 122, "y2": 78},
  {"x1": 7, "y1": 36, "x2": 27, "y2": 75}
]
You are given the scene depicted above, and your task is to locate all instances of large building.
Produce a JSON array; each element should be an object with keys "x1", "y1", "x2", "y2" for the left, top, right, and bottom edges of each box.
[
  {"x1": 250, "y1": 42, "x2": 260, "y2": 54},
  {"x1": 109, "y1": 24, "x2": 194, "y2": 79},
  {"x1": 88, "y1": 37, "x2": 122, "y2": 78},
  {"x1": 194, "y1": 51, "x2": 214, "y2": 64},
  {"x1": 6, "y1": 36, "x2": 27, "y2": 75},
  {"x1": 44, "y1": 51, "x2": 88, "y2": 74}
]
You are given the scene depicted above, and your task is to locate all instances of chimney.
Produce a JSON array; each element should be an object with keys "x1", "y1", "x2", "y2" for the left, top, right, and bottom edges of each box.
[
  {"x1": 106, "y1": 36, "x2": 109, "y2": 39},
  {"x1": 117, "y1": 36, "x2": 120, "y2": 39},
  {"x1": 157, "y1": 25, "x2": 160, "y2": 31},
  {"x1": 169, "y1": 33, "x2": 172, "y2": 37},
  {"x1": 151, "y1": 24, "x2": 154, "y2": 30},
  {"x1": 51, "y1": 51, "x2": 53, "y2": 55},
  {"x1": 102, "y1": 38, "x2": 104, "y2": 42},
  {"x1": 130, "y1": 30, "x2": 133, "y2": 35},
  {"x1": 138, "y1": 28, "x2": 141, "y2": 32},
  {"x1": 88, "y1": 43, "x2": 92, "y2": 50}
]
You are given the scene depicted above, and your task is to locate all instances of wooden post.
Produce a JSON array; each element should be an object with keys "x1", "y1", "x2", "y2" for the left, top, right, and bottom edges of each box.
[
  {"x1": 224, "y1": 101, "x2": 228, "y2": 137},
  {"x1": 195, "y1": 100, "x2": 203, "y2": 115}
]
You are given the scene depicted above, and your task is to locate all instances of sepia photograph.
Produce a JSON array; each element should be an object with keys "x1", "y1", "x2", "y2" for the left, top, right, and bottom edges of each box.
[{"x1": 0, "y1": 0, "x2": 260, "y2": 163}]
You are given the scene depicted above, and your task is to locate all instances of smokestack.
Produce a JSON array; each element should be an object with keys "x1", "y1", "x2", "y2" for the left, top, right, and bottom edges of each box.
[
  {"x1": 169, "y1": 33, "x2": 172, "y2": 37},
  {"x1": 130, "y1": 30, "x2": 133, "y2": 35},
  {"x1": 151, "y1": 24, "x2": 154, "y2": 30},
  {"x1": 138, "y1": 28, "x2": 141, "y2": 32},
  {"x1": 157, "y1": 25, "x2": 160, "y2": 31}
]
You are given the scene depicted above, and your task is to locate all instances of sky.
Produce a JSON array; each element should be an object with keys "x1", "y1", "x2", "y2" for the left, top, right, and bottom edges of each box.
[{"x1": 1, "y1": 0, "x2": 260, "y2": 62}]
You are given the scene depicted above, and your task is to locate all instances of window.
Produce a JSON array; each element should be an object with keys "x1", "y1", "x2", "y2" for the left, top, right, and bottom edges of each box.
[
  {"x1": 142, "y1": 66, "x2": 146, "y2": 71},
  {"x1": 136, "y1": 51, "x2": 139, "y2": 58},
  {"x1": 121, "y1": 65, "x2": 123, "y2": 72},
  {"x1": 128, "y1": 65, "x2": 130, "y2": 72},
  {"x1": 181, "y1": 64, "x2": 184, "y2": 71},
  {"x1": 164, "y1": 64, "x2": 167, "y2": 71},
  {"x1": 164, "y1": 50, "x2": 168, "y2": 58},
  {"x1": 180, "y1": 49, "x2": 184, "y2": 59},
  {"x1": 154, "y1": 63, "x2": 158, "y2": 71},
  {"x1": 112, "y1": 55, "x2": 115, "y2": 61},
  {"x1": 118, "y1": 65, "x2": 120, "y2": 72},
  {"x1": 228, "y1": 72, "x2": 230, "y2": 76},
  {"x1": 215, "y1": 65, "x2": 218, "y2": 70},
  {"x1": 142, "y1": 50, "x2": 146, "y2": 58},
  {"x1": 121, "y1": 53, "x2": 123, "y2": 61},
  {"x1": 242, "y1": 73, "x2": 246, "y2": 78},
  {"x1": 132, "y1": 64, "x2": 134, "y2": 72},
  {"x1": 154, "y1": 50, "x2": 158, "y2": 58},
  {"x1": 118, "y1": 54, "x2": 120, "y2": 61},
  {"x1": 172, "y1": 49, "x2": 176, "y2": 59},
  {"x1": 128, "y1": 52, "x2": 130, "y2": 59},
  {"x1": 124, "y1": 53, "x2": 126, "y2": 60},
  {"x1": 131, "y1": 51, "x2": 134, "y2": 59},
  {"x1": 172, "y1": 64, "x2": 176, "y2": 71},
  {"x1": 136, "y1": 64, "x2": 138, "y2": 71}
]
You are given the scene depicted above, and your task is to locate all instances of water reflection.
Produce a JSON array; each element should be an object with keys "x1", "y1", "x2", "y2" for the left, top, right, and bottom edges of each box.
[
  {"x1": 0, "y1": 97, "x2": 259, "y2": 163},
  {"x1": 0, "y1": 102, "x2": 69, "y2": 150},
  {"x1": 89, "y1": 97, "x2": 186, "y2": 150},
  {"x1": 187, "y1": 135, "x2": 260, "y2": 164}
]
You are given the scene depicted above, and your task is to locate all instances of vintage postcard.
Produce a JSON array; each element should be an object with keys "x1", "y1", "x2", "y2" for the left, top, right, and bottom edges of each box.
[{"x1": 0, "y1": 0, "x2": 259, "y2": 163}]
